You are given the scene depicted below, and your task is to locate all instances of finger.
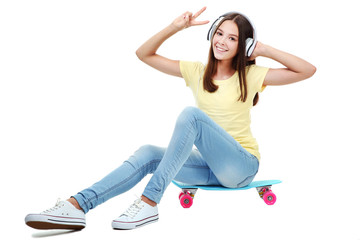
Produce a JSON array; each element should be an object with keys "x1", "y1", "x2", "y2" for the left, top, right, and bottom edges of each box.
[
  {"x1": 193, "y1": 6, "x2": 207, "y2": 18},
  {"x1": 191, "y1": 20, "x2": 210, "y2": 26},
  {"x1": 183, "y1": 11, "x2": 192, "y2": 18}
]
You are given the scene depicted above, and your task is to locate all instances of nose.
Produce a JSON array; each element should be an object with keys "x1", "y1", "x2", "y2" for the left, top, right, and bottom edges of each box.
[{"x1": 218, "y1": 35, "x2": 226, "y2": 45}]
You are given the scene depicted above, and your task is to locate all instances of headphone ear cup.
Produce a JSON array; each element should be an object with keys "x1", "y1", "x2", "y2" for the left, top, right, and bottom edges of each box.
[{"x1": 245, "y1": 38, "x2": 256, "y2": 57}]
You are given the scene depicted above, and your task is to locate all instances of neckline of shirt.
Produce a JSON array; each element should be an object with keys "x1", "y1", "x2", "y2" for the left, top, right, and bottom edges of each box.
[{"x1": 212, "y1": 71, "x2": 238, "y2": 85}]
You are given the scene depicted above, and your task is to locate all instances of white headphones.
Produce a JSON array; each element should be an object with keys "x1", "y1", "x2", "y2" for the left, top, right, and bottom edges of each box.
[{"x1": 207, "y1": 12, "x2": 257, "y2": 57}]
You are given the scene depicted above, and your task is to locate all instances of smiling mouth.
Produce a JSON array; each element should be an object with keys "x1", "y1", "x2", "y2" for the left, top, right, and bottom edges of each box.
[{"x1": 215, "y1": 46, "x2": 228, "y2": 52}]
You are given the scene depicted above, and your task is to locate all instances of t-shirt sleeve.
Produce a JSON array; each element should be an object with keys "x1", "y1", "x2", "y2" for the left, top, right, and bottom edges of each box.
[
  {"x1": 180, "y1": 61, "x2": 204, "y2": 89},
  {"x1": 248, "y1": 65, "x2": 269, "y2": 92}
]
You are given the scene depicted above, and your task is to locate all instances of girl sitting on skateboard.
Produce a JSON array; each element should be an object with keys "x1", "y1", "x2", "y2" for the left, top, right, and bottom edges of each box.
[{"x1": 25, "y1": 7, "x2": 316, "y2": 230}]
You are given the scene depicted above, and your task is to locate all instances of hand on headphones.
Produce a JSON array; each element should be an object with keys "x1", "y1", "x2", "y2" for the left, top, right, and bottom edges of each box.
[
  {"x1": 248, "y1": 41, "x2": 264, "y2": 61},
  {"x1": 171, "y1": 7, "x2": 209, "y2": 31}
]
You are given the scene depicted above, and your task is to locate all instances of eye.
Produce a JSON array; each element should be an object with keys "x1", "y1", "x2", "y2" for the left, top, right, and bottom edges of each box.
[{"x1": 216, "y1": 31, "x2": 223, "y2": 36}]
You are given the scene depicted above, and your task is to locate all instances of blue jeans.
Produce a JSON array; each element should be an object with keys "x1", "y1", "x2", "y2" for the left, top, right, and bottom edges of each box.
[{"x1": 73, "y1": 107, "x2": 259, "y2": 213}]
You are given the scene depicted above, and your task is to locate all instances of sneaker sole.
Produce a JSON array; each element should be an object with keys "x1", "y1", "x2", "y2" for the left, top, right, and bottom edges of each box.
[
  {"x1": 112, "y1": 216, "x2": 159, "y2": 230},
  {"x1": 25, "y1": 214, "x2": 85, "y2": 230},
  {"x1": 26, "y1": 221, "x2": 85, "y2": 230}
]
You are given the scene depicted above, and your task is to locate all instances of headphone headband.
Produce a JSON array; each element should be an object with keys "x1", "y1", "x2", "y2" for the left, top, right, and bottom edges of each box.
[{"x1": 207, "y1": 12, "x2": 257, "y2": 57}]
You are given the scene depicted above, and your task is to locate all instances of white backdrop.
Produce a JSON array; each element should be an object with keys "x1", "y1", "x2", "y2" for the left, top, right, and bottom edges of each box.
[{"x1": 1, "y1": 0, "x2": 359, "y2": 239}]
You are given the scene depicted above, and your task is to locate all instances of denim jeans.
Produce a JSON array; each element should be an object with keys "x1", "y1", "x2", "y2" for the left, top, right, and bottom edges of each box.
[{"x1": 73, "y1": 107, "x2": 259, "y2": 213}]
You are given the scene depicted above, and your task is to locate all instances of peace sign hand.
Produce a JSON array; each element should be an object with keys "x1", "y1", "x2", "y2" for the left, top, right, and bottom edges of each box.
[{"x1": 172, "y1": 7, "x2": 209, "y2": 31}]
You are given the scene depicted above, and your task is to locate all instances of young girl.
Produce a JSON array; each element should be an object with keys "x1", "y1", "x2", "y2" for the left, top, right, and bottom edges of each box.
[{"x1": 25, "y1": 7, "x2": 316, "y2": 230}]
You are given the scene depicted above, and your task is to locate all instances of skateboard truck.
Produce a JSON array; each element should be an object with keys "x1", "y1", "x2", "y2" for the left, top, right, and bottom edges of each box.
[
  {"x1": 256, "y1": 185, "x2": 277, "y2": 205},
  {"x1": 178, "y1": 188, "x2": 197, "y2": 208}
]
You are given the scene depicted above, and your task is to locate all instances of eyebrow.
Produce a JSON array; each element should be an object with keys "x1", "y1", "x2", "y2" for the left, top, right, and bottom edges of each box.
[{"x1": 217, "y1": 28, "x2": 239, "y2": 38}]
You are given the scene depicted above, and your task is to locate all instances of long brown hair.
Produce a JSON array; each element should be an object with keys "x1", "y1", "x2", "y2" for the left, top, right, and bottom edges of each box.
[{"x1": 203, "y1": 13, "x2": 259, "y2": 106}]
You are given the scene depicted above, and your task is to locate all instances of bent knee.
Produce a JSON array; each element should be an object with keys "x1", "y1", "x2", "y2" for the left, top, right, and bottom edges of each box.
[
  {"x1": 137, "y1": 144, "x2": 163, "y2": 155},
  {"x1": 126, "y1": 145, "x2": 165, "y2": 171},
  {"x1": 176, "y1": 107, "x2": 203, "y2": 126},
  {"x1": 180, "y1": 106, "x2": 202, "y2": 118},
  {"x1": 134, "y1": 145, "x2": 165, "y2": 161}
]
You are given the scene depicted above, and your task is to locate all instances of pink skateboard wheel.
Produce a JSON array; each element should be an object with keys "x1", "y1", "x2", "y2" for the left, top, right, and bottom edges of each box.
[
  {"x1": 263, "y1": 191, "x2": 276, "y2": 205},
  {"x1": 179, "y1": 193, "x2": 193, "y2": 208}
]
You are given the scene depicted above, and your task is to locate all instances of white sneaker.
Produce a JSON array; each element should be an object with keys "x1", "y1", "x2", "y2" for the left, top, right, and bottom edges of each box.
[
  {"x1": 112, "y1": 198, "x2": 159, "y2": 230},
  {"x1": 25, "y1": 199, "x2": 86, "y2": 230}
]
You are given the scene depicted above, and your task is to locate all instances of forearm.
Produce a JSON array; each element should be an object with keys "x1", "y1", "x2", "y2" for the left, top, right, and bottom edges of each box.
[
  {"x1": 136, "y1": 8, "x2": 208, "y2": 62},
  {"x1": 136, "y1": 24, "x2": 179, "y2": 61},
  {"x1": 262, "y1": 44, "x2": 316, "y2": 78},
  {"x1": 134, "y1": 8, "x2": 208, "y2": 77}
]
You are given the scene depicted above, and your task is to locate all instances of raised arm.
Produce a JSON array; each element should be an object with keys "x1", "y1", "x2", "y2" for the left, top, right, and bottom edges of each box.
[
  {"x1": 250, "y1": 42, "x2": 316, "y2": 86},
  {"x1": 135, "y1": 7, "x2": 209, "y2": 77}
]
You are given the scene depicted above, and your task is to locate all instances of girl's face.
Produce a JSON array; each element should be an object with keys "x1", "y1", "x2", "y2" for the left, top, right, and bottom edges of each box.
[{"x1": 212, "y1": 20, "x2": 239, "y2": 61}]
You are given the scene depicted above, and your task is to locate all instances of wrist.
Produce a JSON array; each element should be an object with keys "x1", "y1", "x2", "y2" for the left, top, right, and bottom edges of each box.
[
  {"x1": 169, "y1": 22, "x2": 184, "y2": 33},
  {"x1": 258, "y1": 43, "x2": 272, "y2": 58},
  {"x1": 169, "y1": 22, "x2": 181, "y2": 32}
]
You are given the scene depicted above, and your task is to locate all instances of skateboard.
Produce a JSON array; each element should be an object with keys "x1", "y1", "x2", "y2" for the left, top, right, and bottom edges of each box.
[{"x1": 172, "y1": 180, "x2": 282, "y2": 208}]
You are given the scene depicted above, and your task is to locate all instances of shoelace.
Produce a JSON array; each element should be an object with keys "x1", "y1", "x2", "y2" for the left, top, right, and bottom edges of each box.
[
  {"x1": 121, "y1": 198, "x2": 144, "y2": 219},
  {"x1": 42, "y1": 198, "x2": 63, "y2": 214}
]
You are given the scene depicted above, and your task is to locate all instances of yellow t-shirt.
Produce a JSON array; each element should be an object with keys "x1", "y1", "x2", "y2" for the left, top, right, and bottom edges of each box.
[{"x1": 180, "y1": 61, "x2": 269, "y2": 161}]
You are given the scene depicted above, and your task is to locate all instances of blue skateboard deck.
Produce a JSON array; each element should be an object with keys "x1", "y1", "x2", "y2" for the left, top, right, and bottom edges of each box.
[
  {"x1": 172, "y1": 180, "x2": 281, "y2": 191},
  {"x1": 172, "y1": 180, "x2": 281, "y2": 207}
]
